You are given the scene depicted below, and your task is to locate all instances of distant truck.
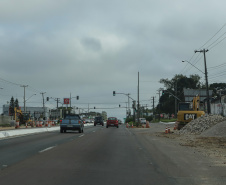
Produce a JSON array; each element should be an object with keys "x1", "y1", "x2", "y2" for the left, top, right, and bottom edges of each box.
[
  {"x1": 60, "y1": 114, "x2": 84, "y2": 133},
  {"x1": 94, "y1": 116, "x2": 104, "y2": 126},
  {"x1": 139, "y1": 118, "x2": 146, "y2": 124}
]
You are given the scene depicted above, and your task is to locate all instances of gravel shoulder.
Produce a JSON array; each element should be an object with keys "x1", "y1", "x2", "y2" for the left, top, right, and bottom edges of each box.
[{"x1": 150, "y1": 118, "x2": 226, "y2": 166}]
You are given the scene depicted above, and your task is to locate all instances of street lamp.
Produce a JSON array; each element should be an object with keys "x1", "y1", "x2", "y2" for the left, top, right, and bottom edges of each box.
[{"x1": 182, "y1": 61, "x2": 204, "y2": 74}]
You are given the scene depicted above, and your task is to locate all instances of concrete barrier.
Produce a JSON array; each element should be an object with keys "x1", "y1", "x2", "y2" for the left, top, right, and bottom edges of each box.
[
  {"x1": 0, "y1": 132, "x2": 5, "y2": 138},
  {"x1": 0, "y1": 115, "x2": 12, "y2": 125},
  {"x1": 0, "y1": 123, "x2": 93, "y2": 139},
  {"x1": 0, "y1": 127, "x2": 59, "y2": 139}
]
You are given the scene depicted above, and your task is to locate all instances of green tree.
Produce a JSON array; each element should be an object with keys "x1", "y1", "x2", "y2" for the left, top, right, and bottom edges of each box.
[
  {"x1": 9, "y1": 96, "x2": 15, "y2": 116},
  {"x1": 209, "y1": 83, "x2": 226, "y2": 98},
  {"x1": 15, "y1": 99, "x2": 19, "y2": 109},
  {"x1": 159, "y1": 74, "x2": 203, "y2": 114}
]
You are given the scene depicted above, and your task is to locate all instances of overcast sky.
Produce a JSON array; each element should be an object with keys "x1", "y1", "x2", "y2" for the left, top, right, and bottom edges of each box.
[{"x1": 1, "y1": 0, "x2": 226, "y2": 120}]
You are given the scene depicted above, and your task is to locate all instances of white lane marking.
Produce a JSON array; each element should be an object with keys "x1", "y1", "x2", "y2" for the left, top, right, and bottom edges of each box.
[
  {"x1": 79, "y1": 134, "x2": 84, "y2": 137},
  {"x1": 93, "y1": 131, "x2": 96, "y2": 132},
  {"x1": 39, "y1": 146, "x2": 56, "y2": 153}
]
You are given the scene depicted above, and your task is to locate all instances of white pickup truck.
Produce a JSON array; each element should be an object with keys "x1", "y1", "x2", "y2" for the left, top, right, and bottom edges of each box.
[{"x1": 139, "y1": 118, "x2": 146, "y2": 124}]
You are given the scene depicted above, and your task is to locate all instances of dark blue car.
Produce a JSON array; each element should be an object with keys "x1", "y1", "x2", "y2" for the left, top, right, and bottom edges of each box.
[{"x1": 60, "y1": 114, "x2": 84, "y2": 133}]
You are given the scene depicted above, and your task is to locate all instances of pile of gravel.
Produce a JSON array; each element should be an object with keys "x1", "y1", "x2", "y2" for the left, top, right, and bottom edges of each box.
[
  {"x1": 201, "y1": 121, "x2": 226, "y2": 137},
  {"x1": 179, "y1": 114, "x2": 226, "y2": 135}
]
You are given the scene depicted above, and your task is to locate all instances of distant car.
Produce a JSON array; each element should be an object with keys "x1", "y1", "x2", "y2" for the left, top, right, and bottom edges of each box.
[
  {"x1": 139, "y1": 118, "x2": 146, "y2": 124},
  {"x1": 106, "y1": 117, "x2": 118, "y2": 128},
  {"x1": 94, "y1": 116, "x2": 104, "y2": 126},
  {"x1": 85, "y1": 119, "x2": 91, "y2": 123},
  {"x1": 60, "y1": 114, "x2": 84, "y2": 133},
  {"x1": 118, "y1": 119, "x2": 122, "y2": 124}
]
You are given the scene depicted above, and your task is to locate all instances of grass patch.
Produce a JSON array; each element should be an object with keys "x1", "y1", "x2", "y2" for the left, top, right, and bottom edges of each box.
[{"x1": 0, "y1": 123, "x2": 12, "y2": 127}]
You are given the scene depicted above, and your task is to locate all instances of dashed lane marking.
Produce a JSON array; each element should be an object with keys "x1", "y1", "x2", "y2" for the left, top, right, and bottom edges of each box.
[{"x1": 39, "y1": 146, "x2": 56, "y2": 153}]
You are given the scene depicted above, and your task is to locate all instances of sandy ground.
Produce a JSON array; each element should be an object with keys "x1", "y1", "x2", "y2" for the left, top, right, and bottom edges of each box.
[{"x1": 152, "y1": 123, "x2": 226, "y2": 166}]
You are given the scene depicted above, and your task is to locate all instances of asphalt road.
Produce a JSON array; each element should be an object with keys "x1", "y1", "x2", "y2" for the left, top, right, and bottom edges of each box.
[{"x1": 0, "y1": 124, "x2": 225, "y2": 185}]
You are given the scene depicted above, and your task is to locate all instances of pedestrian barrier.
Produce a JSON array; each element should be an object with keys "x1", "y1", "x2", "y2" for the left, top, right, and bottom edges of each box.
[
  {"x1": 174, "y1": 125, "x2": 177, "y2": 130},
  {"x1": 15, "y1": 121, "x2": 20, "y2": 129},
  {"x1": 38, "y1": 121, "x2": 40, "y2": 127},
  {"x1": 48, "y1": 121, "x2": 51, "y2": 128},
  {"x1": 132, "y1": 123, "x2": 133, "y2": 128},
  {"x1": 146, "y1": 121, "x2": 150, "y2": 128}
]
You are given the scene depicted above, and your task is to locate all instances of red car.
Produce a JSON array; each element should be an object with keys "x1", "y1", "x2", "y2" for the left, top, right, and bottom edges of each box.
[{"x1": 106, "y1": 117, "x2": 119, "y2": 128}]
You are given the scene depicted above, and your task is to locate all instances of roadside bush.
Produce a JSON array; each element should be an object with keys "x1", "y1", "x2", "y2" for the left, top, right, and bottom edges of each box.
[{"x1": 0, "y1": 123, "x2": 11, "y2": 127}]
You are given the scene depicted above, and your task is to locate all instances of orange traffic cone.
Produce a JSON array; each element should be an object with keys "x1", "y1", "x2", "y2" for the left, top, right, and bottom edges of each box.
[{"x1": 165, "y1": 127, "x2": 168, "y2": 134}]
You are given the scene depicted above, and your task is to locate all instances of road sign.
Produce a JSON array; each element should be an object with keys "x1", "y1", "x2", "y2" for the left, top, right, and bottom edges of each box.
[{"x1": 64, "y1": 98, "x2": 70, "y2": 104}]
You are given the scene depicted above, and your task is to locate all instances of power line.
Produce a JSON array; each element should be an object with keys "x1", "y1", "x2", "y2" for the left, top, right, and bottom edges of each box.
[{"x1": 199, "y1": 23, "x2": 226, "y2": 49}]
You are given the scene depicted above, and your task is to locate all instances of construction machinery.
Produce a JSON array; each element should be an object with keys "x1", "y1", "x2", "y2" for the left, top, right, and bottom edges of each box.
[
  {"x1": 14, "y1": 107, "x2": 32, "y2": 125},
  {"x1": 176, "y1": 95, "x2": 205, "y2": 129}
]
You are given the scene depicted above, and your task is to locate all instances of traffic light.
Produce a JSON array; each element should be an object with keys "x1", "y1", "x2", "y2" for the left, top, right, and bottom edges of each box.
[
  {"x1": 162, "y1": 90, "x2": 165, "y2": 95},
  {"x1": 94, "y1": 107, "x2": 96, "y2": 109},
  {"x1": 119, "y1": 104, "x2": 121, "y2": 107},
  {"x1": 76, "y1": 96, "x2": 79, "y2": 100},
  {"x1": 46, "y1": 97, "x2": 49, "y2": 101},
  {"x1": 113, "y1": 91, "x2": 116, "y2": 96}
]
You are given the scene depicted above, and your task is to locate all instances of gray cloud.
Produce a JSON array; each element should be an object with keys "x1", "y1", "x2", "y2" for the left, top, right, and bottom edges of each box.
[{"x1": 1, "y1": 0, "x2": 226, "y2": 119}]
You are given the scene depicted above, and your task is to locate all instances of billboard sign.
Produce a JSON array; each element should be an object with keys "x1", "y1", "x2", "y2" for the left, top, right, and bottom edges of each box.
[{"x1": 64, "y1": 98, "x2": 70, "y2": 104}]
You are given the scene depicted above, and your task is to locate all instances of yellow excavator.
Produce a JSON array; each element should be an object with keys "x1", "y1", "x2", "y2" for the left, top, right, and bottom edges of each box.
[
  {"x1": 14, "y1": 107, "x2": 32, "y2": 125},
  {"x1": 176, "y1": 95, "x2": 205, "y2": 129}
]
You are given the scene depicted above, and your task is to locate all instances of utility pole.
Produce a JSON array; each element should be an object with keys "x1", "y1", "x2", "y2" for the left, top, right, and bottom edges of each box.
[
  {"x1": 195, "y1": 49, "x2": 210, "y2": 114},
  {"x1": 127, "y1": 93, "x2": 130, "y2": 117},
  {"x1": 56, "y1": 98, "x2": 60, "y2": 119},
  {"x1": 152, "y1": 97, "x2": 155, "y2": 119},
  {"x1": 20, "y1": 85, "x2": 28, "y2": 112},
  {"x1": 137, "y1": 71, "x2": 140, "y2": 125},
  {"x1": 40, "y1": 92, "x2": 46, "y2": 119},
  {"x1": 70, "y1": 92, "x2": 71, "y2": 108},
  {"x1": 55, "y1": 98, "x2": 60, "y2": 109},
  {"x1": 157, "y1": 88, "x2": 163, "y2": 121},
  {"x1": 133, "y1": 100, "x2": 136, "y2": 123},
  {"x1": 175, "y1": 81, "x2": 177, "y2": 118}
]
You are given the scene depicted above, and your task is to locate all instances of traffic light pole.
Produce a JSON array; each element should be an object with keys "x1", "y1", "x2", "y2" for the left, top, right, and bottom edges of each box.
[{"x1": 113, "y1": 91, "x2": 135, "y2": 120}]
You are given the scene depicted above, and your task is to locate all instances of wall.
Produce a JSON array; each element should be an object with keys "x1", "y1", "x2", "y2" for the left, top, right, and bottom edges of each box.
[{"x1": 0, "y1": 115, "x2": 12, "y2": 125}]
